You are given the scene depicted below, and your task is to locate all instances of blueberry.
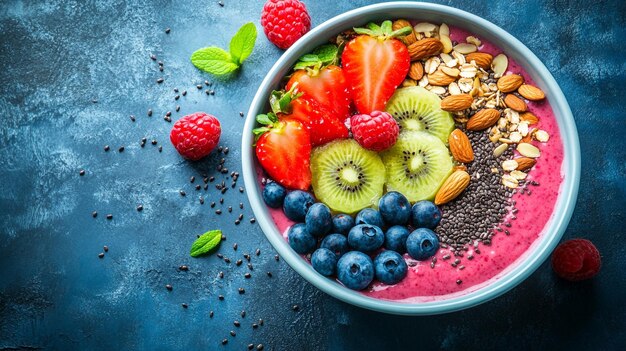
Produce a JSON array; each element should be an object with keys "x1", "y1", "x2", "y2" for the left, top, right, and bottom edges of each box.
[
  {"x1": 406, "y1": 228, "x2": 439, "y2": 261},
  {"x1": 283, "y1": 191, "x2": 315, "y2": 222},
  {"x1": 332, "y1": 213, "x2": 355, "y2": 235},
  {"x1": 320, "y1": 234, "x2": 349, "y2": 258},
  {"x1": 411, "y1": 201, "x2": 442, "y2": 229},
  {"x1": 374, "y1": 250, "x2": 408, "y2": 285},
  {"x1": 384, "y1": 225, "x2": 411, "y2": 253},
  {"x1": 311, "y1": 248, "x2": 337, "y2": 276},
  {"x1": 347, "y1": 224, "x2": 384, "y2": 253},
  {"x1": 305, "y1": 203, "x2": 332, "y2": 237},
  {"x1": 355, "y1": 208, "x2": 384, "y2": 228},
  {"x1": 378, "y1": 191, "x2": 410, "y2": 225},
  {"x1": 262, "y1": 182, "x2": 286, "y2": 208},
  {"x1": 336, "y1": 251, "x2": 374, "y2": 290},
  {"x1": 287, "y1": 223, "x2": 316, "y2": 254}
]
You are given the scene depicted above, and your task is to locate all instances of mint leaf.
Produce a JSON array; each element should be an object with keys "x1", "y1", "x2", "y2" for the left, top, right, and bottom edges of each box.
[
  {"x1": 313, "y1": 45, "x2": 338, "y2": 64},
  {"x1": 191, "y1": 47, "x2": 239, "y2": 75},
  {"x1": 229, "y1": 22, "x2": 257, "y2": 65},
  {"x1": 190, "y1": 230, "x2": 222, "y2": 257}
]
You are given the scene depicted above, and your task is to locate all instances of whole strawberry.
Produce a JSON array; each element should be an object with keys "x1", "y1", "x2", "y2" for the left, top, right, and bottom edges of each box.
[
  {"x1": 261, "y1": 0, "x2": 311, "y2": 50},
  {"x1": 551, "y1": 239, "x2": 601, "y2": 281},
  {"x1": 350, "y1": 111, "x2": 399, "y2": 152},
  {"x1": 170, "y1": 112, "x2": 221, "y2": 161}
]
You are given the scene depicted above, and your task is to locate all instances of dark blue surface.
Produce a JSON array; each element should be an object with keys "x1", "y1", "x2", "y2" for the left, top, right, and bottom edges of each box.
[{"x1": 1, "y1": 0, "x2": 625, "y2": 350}]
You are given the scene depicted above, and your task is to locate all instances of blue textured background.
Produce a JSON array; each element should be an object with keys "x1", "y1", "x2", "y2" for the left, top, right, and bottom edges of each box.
[{"x1": 1, "y1": 0, "x2": 625, "y2": 350}]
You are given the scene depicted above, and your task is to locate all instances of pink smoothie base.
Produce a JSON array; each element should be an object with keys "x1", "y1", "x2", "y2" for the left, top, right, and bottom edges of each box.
[{"x1": 256, "y1": 26, "x2": 565, "y2": 303}]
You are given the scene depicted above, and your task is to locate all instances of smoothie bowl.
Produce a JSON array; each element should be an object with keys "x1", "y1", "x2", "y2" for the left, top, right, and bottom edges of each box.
[{"x1": 242, "y1": 2, "x2": 580, "y2": 315}]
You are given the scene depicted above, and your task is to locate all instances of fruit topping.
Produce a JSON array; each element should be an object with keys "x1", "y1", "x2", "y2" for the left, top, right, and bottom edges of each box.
[
  {"x1": 311, "y1": 248, "x2": 338, "y2": 276},
  {"x1": 551, "y1": 239, "x2": 601, "y2": 281},
  {"x1": 354, "y1": 208, "x2": 385, "y2": 229},
  {"x1": 170, "y1": 112, "x2": 221, "y2": 161},
  {"x1": 262, "y1": 181, "x2": 287, "y2": 208},
  {"x1": 406, "y1": 228, "x2": 440, "y2": 261},
  {"x1": 305, "y1": 203, "x2": 333, "y2": 237},
  {"x1": 320, "y1": 234, "x2": 349, "y2": 258},
  {"x1": 378, "y1": 191, "x2": 411, "y2": 226},
  {"x1": 310, "y1": 139, "x2": 385, "y2": 213},
  {"x1": 331, "y1": 214, "x2": 355, "y2": 235},
  {"x1": 384, "y1": 225, "x2": 411, "y2": 254},
  {"x1": 374, "y1": 250, "x2": 408, "y2": 285},
  {"x1": 283, "y1": 190, "x2": 315, "y2": 222},
  {"x1": 347, "y1": 224, "x2": 384, "y2": 253},
  {"x1": 287, "y1": 223, "x2": 316, "y2": 254},
  {"x1": 382, "y1": 131, "x2": 453, "y2": 202},
  {"x1": 350, "y1": 111, "x2": 400, "y2": 152},
  {"x1": 260, "y1": 0, "x2": 311, "y2": 49},
  {"x1": 410, "y1": 201, "x2": 442, "y2": 230},
  {"x1": 337, "y1": 251, "x2": 374, "y2": 291}
]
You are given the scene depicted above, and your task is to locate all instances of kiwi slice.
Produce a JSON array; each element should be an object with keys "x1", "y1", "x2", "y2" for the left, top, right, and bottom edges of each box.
[
  {"x1": 311, "y1": 139, "x2": 385, "y2": 214},
  {"x1": 382, "y1": 131, "x2": 453, "y2": 202},
  {"x1": 385, "y1": 86, "x2": 455, "y2": 143}
]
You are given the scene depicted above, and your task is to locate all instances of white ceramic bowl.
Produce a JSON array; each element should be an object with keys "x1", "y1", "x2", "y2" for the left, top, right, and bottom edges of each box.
[{"x1": 242, "y1": 2, "x2": 580, "y2": 315}]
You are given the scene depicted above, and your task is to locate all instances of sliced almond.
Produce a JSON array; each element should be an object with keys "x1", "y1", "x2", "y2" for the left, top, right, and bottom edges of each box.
[
  {"x1": 441, "y1": 66, "x2": 460, "y2": 77},
  {"x1": 502, "y1": 174, "x2": 519, "y2": 188},
  {"x1": 517, "y1": 143, "x2": 541, "y2": 158},
  {"x1": 429, "y1": 86, "x2": 446, "y2": 95},
  {"x1": 534, "y1": 129, "x2": 550, "y2": 142},
  {"x1": 439, "y1": 34, "x2": 453, "y2": 54},
  {"x1": 451, "y1": 51, "x2": 466, "y2": 65},
  {"x1": 502, "y1": 159, "x2": 519, "y2": 171},
  {"x1": 448, "y1": 82, "x2": 462, "y2": 95},
  {"x1": 418, "y1": 75, "x2": 429, "y2": 87},
  {"x1": 492, "y1": 143, "x2": 508, "y2": 157},
  {"x1": 510, "y1": 170, "x2": 528, "y2": 180},
  {"x1": 466, "y1": 36, "x2": 482, "y2": 47},
  {"x1": 439, "y1": 23, "x2": 450, "y2": 36},
  {"x1": 453, "y1": 43, "x2": 477, "y2": 54},
  {"x1": 413, "y1": 22, "x2": 437, "y2": 33},
  {"x1": 491, "y1": 53, "x2": 508, "y2": 78},
  {"x1": 435, "y1": 170, "x2": 471, "y2": 205},
  {"x1": 441, "y1": 94, "x2": 473, "y2": 111},
  {"x1": 440, "y1": 53, "x2": 453, "y2": 65}
]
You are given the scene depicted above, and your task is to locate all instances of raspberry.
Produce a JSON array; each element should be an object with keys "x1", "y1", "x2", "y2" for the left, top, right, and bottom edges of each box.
[
  {"x1": 170, "y1": 112, "x2": 221, "y2": 161},
  {"x1": 350, "y1": 111, "x2": 400, "y2": 152},
  {"x1": 260, "y1": 0, "x2": 311, "y2": 50},
  {"x1": 551, "y1": 239, "x2": 601, "y2": 281}
]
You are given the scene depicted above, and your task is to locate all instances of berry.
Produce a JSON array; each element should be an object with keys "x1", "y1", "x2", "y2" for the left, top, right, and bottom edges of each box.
[
  {"x1": 374, "y1": 250, "x2": 408, "y2": 285},
  {"x1": 551, "y1": 239, "x2": 601, "y2": 281},
  {"x1": 279, "y1": 95, "x2": 348, "y2": 147},
  {"x1": 305, "y1": 203, "x2": 332, "y2": 237},
  {"x1": 411, "y1": 201, "x2": 442, "y2": 229},
  {"x1": 348, "y1": 224, "x2": 384, "y2": 253},
  {"x1": 283, "y1": 190, "x2": 315, "y2": 221},
  {"x1": 341, "y1": 22, "x2": 410, "y2": 114},
  {"x1": 406, "y1": 228, "x2": 439, "y2": 261},
  {"x1": 255, "y1": 117, "x2": 311, "y2": 190},
  {"x1": 287, "y1": 223, "x2": 316, "y2": 254},
  {"x1": 336, "y1": 251, "x2": 374, "y2": 290},
  {"x1": 350, "y1": 111, "x2": 400, "y2": 152},
  {"x1": 355, "y1": 208, "x2": 384, "y2": 229},
  {"x1": 169, "y1": 112, "x2": 221, "y2": 160},
  {"x1": 262, "y1": 182, "x2": 286, "y2": 208},
  {"x1": 260, "y1": 0, "x2": 311, "y2": 50},
  {"x1": 332, "y1": 214, "x2": 355, "y2": 235},
  {"x1": 378, "y1": 191, "x2": 410, "y2": 225},
  {"x1": 320, "y1": 234, "x2": 349, "y2": 258},
  {"x1": 384, "y1": 225, "x2": 410, "y2": 254},
  {"x1": 311, "y1": 248, "x2": 337, "y2": 276}
]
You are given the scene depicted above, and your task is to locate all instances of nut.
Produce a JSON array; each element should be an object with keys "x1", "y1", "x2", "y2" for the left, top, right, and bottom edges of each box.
[
  {"x1": 534, "y1": 129, "x2": 550, "y2": 142},
  {"x1": 517, "y1": 143, "x2": 541, "y2": 158},
  {"x1": 408, "y1": 38, "x2": 443, "y2": 61},
  {"x1": 435, "y1": 170, "x2": 471, "y2": 205},
  {"x1": 518, "y1": 84, "x2": 546, "y2": 101},
  {"x1": 441, "y1": 94, "x2": 473, "y2": 111},
  {"x1": 502, "y1": 159, "x2": 519, "y2": 171},
  {"x1": 504, "y1": 94, "x2": 528, "y2": 112},
  {"x1": 491, "y1": 54, "x2": 508, "y2": 78},
  {"x1": 428, "y1": 69, "x2": 457, "y2": 86},
  {"x1": 453, "y1": 43, "x2": 477, "y2": 54},
  {"x1": 392, "y1": 19, "x2": 417, "y2": 45},
  {"x1": 441, "y1": 66, "x2": 460, "y2": 77},
  {"x1": 408, "y1": 62, "x2": 424, "y2": 80},
  {"x1": 413, "y1": 22, "x2": 438, "y2": 33},
  {"x1": 448, "y1": 129, "x2": 474, "y2": 163},
  {"x1": 402, "y1": 78, "x2": 417, "y2": 87},
  {"x1": 440, "y1": 35, "x2": 453, "y2": 54},
  {"x1": 520, "y1": 112, "x2": 539, "y2": 124},
  {"x1": 466, "y1": 108, "x2": 501, "y2": 131},
  {"x1": 515, "y1": 157, "x2": 536, "y2": 171},
  {"x1": 493, "y1": 143, "x2": 508, "y2": 157},
  {"x1": 497, "y1": 74, "x2": 524, "y2": 92},
  {"x1": 465, "y1": 52, "x2": 493, "y2": 70}
]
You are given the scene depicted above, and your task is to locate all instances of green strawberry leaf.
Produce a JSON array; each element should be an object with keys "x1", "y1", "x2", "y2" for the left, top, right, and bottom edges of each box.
[
  {"x1": 256, "y1": 114, "x2": 273, "y2": 126},
  {"x1": 229, "y1": 22, "x2": 257, "y2": 64},
  {"x1": 312, "y1": 44, "x2": 338, "y2": 64},
  {"x1": 390, "y1": 26, "x2": 413, "y2": 38},
  {"x1": 191, "y1": 47, "x2": 239, "y2": 75},
  {"x1": 381, "y1": 20, "x2": 393, "y2": 35},
  {"x1": 190, "y1": 230, "x2": 222, "y2": 257},
  {"x1": 353, "y1": 27, "x2": 375, "y2": 36},
  {"x1": 299, "y1": 54, "x2": 321, "y2": 62}
]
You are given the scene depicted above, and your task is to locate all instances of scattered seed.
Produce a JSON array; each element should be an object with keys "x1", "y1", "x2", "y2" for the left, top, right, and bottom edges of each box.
[
  {"x1": 92, "y1": 211, "x2": 98, "y2": 218},
  {"x1": 106, "y1": 214, "x2": 113, "y2": 220},
  {"x1": 98, "y1": 253, "x2": 104, "y2": 258}
]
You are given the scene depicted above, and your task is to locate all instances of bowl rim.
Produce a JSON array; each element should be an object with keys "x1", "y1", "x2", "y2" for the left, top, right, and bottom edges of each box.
[{"x1": 241, "y1": 1, "x2": 580, "y2": 315}]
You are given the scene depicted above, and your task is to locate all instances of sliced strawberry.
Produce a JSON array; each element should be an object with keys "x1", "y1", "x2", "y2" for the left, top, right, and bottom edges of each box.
[
  {"x1": 254, "y1": 115, "x2": 311, "y2": 190},
  {"x1": 283, "y1": 97, "x2": 348, "y2": 146},
  {"x1": 341, "y1": 21, "x2": 411, "y2": 114},
  {"x1": 286, "y1": 65, "x2": 351, "y2": 119}
]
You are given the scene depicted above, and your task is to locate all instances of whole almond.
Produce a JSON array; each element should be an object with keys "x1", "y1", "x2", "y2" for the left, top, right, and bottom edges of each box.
[
  {"x1": 520, "y1": 112, "x2": 539, "y2": 124},
  {"x1": 465, "y1": 52, "x2": 493, "y2": 70},
  {"x1": 408, "y1": 38, "x2": 443, "y2": 61},
  {"x1": 504, "y1": 94, "x2": 528, "y2": 112},
  {"x1": 408, "y1": 62, "x2": 424, "y2": 80},
  {"x1": 515, "y1": 157, "x2": 537, "y2": 171},
  {"x1": 466, "y1": 108, "x2": 500, "y2": 131},
  {"x1": 518, "y1": 84, "x2": 546, "y2": 101},
  {"x1": 497, "y1": 74, "x2": 524, "y2": 93},
  {"x1": 392, "y1": 19, "x2": 417, "y2": 45},
  {"x1": 435, "y1": 170, "x2": 471, "y2": 205},
  {"x1": 441, "y1": 94, "x2": 473, "y2": 112},
  {"x1": 448, "y1": 129, "x2": 474, "y2": 163},
  {"x1": 428, "y1": 69, "x2": 457, "y2": 86}
]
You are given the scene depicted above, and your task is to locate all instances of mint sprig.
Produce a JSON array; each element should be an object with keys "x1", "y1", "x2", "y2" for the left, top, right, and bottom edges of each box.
[
  {"x1": 191, "y1": 22, "x2": 257, "y2": 76},
  {"x1": 190, "y1": 229, "x2": 222, "y2": 257}
]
